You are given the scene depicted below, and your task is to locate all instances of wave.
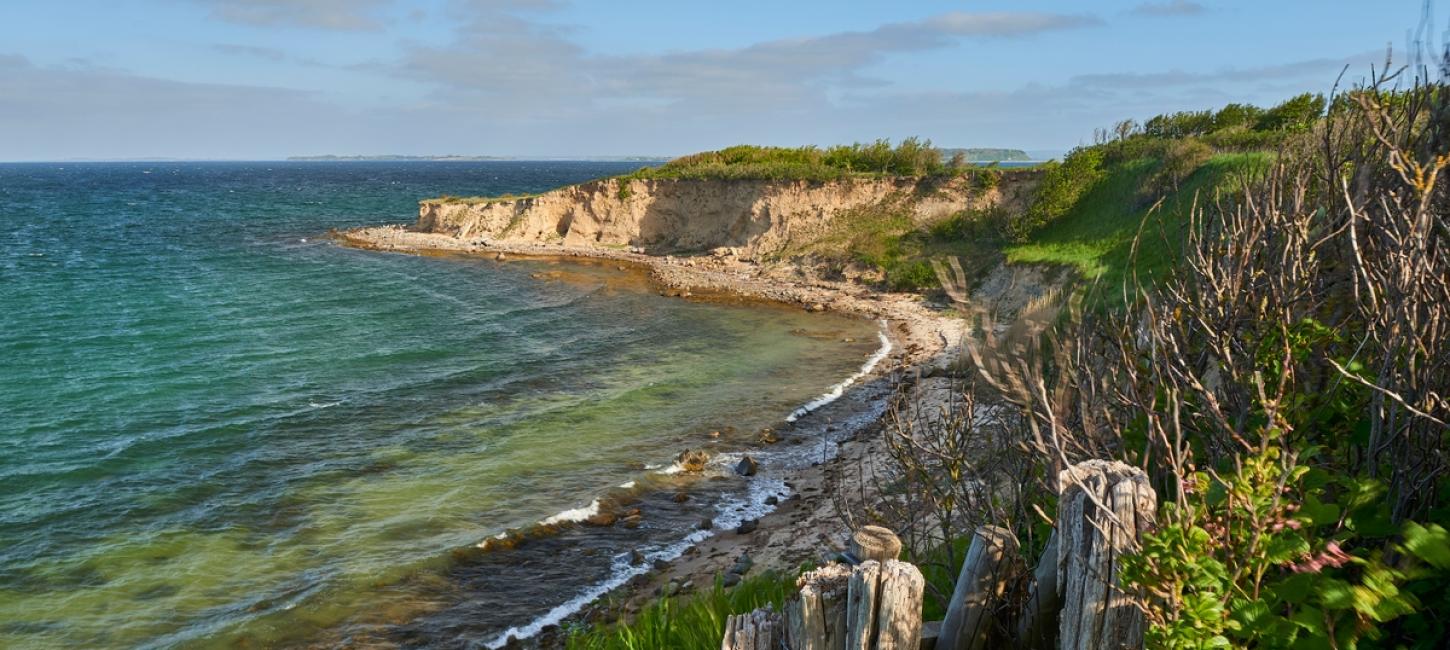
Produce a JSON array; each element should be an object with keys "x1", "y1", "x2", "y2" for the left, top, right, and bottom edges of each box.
[
  {"x1": 785, "y1": 320, "x2": 892, "y2": 423},
  {"x1": 476, "y1": 324, "x2": 894, "y2": 646},
  {"x1": 539, "y1": 499, "x2": 602, "y2": 527},
  {"x1": 483, "y1": 475, "x2": 787, "y2": 649}
]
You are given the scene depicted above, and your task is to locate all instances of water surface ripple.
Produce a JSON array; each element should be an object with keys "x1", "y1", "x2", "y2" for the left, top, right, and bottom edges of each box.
[{"x1": 0, "y1": 162, "x2": 879, "y2": 648}]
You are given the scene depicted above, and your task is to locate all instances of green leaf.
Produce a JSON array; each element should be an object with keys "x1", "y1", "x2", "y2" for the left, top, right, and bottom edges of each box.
[
  {"x1": 1318, "y1": 578, "x2": 1356, "y2": 610},
  {"x1": 1402, "y1": 523, "x2": 1450, "y2": 569},
  {"x1": 1274, "y1": 573, "x2": 1317, "y2": 604},
  {"x1": 1301, "y1": 495, "x2": 1340, "y2": 526}
]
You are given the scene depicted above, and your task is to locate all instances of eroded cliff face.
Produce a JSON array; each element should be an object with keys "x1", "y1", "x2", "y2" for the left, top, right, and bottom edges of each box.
[{"x1": 415, "y1": 173, "x2": 1039, "y2": 259}]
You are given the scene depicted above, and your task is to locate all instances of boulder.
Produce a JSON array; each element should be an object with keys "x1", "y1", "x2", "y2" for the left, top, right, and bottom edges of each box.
[
  {"x1": 676, "y1": 449, "x2": 711, "y2": 472},
  {"x1": 735, "y1": 455, "x2": 759, "y2": 477}
]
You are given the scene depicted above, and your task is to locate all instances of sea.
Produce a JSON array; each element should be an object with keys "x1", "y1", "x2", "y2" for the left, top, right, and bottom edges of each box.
[{"x1": 0, "y1": 161, "x2": 885, "y2": 648}]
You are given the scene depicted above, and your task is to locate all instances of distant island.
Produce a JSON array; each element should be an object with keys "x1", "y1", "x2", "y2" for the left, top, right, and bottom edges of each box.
[
  {"x1": 287, "y1": 154, "x2": 671, "y2": 162},
  {"x1": 937, "y1": 147, "x2": 1033, "y2": 162}
]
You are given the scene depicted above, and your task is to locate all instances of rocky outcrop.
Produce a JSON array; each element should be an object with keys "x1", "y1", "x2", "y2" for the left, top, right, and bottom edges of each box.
[{"x1": 412, "y1": 174, "x2": 1038, "y2": 259}]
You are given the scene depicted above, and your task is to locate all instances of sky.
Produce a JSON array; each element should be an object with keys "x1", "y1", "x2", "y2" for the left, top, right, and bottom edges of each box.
[{"x1": 0, "y1": 0, "x2": 1442, "y2": 160}]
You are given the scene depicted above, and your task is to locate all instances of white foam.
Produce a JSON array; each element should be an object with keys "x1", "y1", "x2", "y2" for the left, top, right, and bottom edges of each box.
[
  {"x1": 618, "y1": 480, "x2": 636, "y2": 489},
  {"x1": 479, "y1": 322, "x2": 890, "y2": 646},
  {"x1": 786, "y1": 321, "x2": 892, "y2": 423},
  {"x1": 656, "y1": 461, "x2": 687, "y2": 475},
  {"x1": 483, "y1": 477, "x2": 789, "y2": 649},
  {"x1": 539, "y1": 499, "x2": 601, "y2": 526}
]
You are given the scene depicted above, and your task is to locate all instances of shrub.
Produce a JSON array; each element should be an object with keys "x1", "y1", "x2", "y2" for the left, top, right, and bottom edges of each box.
[
  {"x1": 973, "y1": 166, "x2": 1002, "y2": 191},
  {"x1": 1149, "y1": 137, "x2": 1214, "y2": 194},
  {"x1": 1255, "y1": 92, "x2": 1327, "y2": 132},
  {"x1": 624, "y1": 140, "x2": 948, "y2": 182},
  {"x1": 1008, "y1": 147, "x2": 1106, "y2": 242},
  {"x1": 1212, "y1": 102, "x2": 1266, "y2": 130}
]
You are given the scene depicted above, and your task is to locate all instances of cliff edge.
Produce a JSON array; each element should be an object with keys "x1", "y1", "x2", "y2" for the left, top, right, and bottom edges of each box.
[{"x1": 408, "y1": 173, "x2": 1038, "y2": 260}]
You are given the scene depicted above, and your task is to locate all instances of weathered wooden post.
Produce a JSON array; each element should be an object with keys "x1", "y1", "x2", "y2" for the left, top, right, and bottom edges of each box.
[
  {"x1": 845, "y1": 560, "x2": 925, "y2": 650},
  {"x1": 1057, "y1": 460, "x2": 1155, "y2": 650},
  {"x1": 1014, "y1": 531, "x2": 1060, "y2": 649},
  {"x1": 936, "y1": 525, "x2": 1019, "y2": 650},
  {"x1": 722, "y1": 605, "x2": 783, "y2": 650},
  {"x1": 850, "y1": 525, "x2": 904, "y2": 563},
  {"x1": 786, "y1": 564, "x2": 852, "y2": 650}
]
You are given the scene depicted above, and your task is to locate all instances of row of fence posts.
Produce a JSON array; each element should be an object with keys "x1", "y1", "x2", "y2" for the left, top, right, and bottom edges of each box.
[{"x1": 721, "y1": 460, "x2": 1156, "y2": 650}]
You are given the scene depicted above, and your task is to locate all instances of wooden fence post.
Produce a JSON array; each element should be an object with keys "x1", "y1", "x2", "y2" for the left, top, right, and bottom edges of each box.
[
  {"x1": 787, "y1": 564, "x2": 852, "y2": 650},
  {"x1": 1057, "y1": 460, "x2": 1155, "y2": 650},
  {"x1": 935, "y1": 525, "x2": 1019, "y2": 650},
  {"x1": 722, "y1": 605, "x2": 782, "y2": 650},
  {"x1": 850, "y1": 526, "x2": 904, "y2": 564},
  {"x1": 1014, "y1": 531, "x2": 1060, "y2": 649}
]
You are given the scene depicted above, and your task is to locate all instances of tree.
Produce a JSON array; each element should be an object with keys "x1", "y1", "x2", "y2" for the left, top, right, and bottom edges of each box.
[{"x1": 1255, "y1": 92, "x2": 1327, "y2": 132}]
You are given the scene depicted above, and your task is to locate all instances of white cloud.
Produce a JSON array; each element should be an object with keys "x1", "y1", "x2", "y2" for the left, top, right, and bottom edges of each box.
[
  {"x1": 1131, "y1": 1, "x2": 1208, "y2": 17},
  {"x1": 199, "y1": 0, "x2": 392, "y2": 30}
]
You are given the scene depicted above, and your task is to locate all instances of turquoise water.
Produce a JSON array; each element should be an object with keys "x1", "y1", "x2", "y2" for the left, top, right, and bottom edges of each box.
[{"x1": 0, "y1": 162, "x2": 880, "y2": 647}]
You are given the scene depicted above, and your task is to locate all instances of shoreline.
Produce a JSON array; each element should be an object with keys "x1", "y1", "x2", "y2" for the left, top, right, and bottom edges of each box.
[{"x1": 333, "y1": 224, "x2": 968, "y2": 647}]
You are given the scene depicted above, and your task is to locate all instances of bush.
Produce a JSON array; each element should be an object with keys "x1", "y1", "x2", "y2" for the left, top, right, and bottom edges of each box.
[
  {"x1": 1149, "y1": 137, "x2": 1214, "y2": 194},
  {"x1": 972, "y1": 166, "x2": 1003, "y2": 191},
  {"x1": 1008, "y1": 147, "x2": 1106, "y2": 242},
  {"x1": 625, "y1": 139, "x2": 948, "y2": 182},
  {"x1": 1255, "y1": 92, "x2": 1327, "y2": 132}
]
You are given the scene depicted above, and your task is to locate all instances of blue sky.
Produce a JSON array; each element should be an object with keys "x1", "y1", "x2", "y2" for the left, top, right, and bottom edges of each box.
[{"x1": 0, "y1": 0, "x2": 1440, "y2": 160}]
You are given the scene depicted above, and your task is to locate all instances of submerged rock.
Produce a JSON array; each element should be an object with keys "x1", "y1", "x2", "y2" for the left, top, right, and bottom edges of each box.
[
  {"x1": 676, "y1": 449, "x2": 711, "y2": 472},
  {"x1": 735, "y1": 455, "x2": 758, "y2": 477}
]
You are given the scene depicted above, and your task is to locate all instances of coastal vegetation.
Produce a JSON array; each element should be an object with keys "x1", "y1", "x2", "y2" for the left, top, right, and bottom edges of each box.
[
  {"x1": 617, "y1": 139, "x2": 954, "y2": 182},
  {"x1": 424, "y1": 191, "x2": 547, "y2": 204},
  {"x1": 563, "y1": 59, "x2": 1449, "y2": 648},
  {"x1": 567, "y1": 571, "x2": 799, "y2": 650}
]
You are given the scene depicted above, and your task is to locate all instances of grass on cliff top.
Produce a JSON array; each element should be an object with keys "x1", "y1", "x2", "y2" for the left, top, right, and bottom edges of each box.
[
  {"x1": 419, "y1": 142, "x2": 1040, "y2": 202},
  {"x1": 1004, "y1": 152, "x2": 1270, "y2": 301},
  {"x1": 780, "y1": 151, "x2": 1268, "y2": 295},
  {"x1": 421, "y1": 192, "x2": 546, "y2": 205},
  {"x1": 618, "y1": 142, "x2": 1039, "y2": 183}
]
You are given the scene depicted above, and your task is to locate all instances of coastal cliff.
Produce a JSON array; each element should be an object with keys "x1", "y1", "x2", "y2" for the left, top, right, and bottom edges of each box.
[{"x1": 411, "y1": 174, "x2": 1039, "y2": 259}]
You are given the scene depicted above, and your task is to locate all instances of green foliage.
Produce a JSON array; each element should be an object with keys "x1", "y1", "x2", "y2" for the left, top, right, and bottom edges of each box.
[
  {"x1": 422, "y1": 192, "x2": 544, "y2": 205},
  {"x1": 1144, "y1": 110, "x2": 1218, "y2": 139},
  {"x1": 1255, "y1": 93, "x2": 1327, "y2": 132},
  {"x1": 1213, "y1": 103, "x2": 1266, "y2": 130},
  {"x1": 972, "y1": 166, "x2": 1003, "y2": 191},
  {"x1": 1122, "y1": 433, "x2": 1450, "y2": 650},
  {"x1": 1005, "y1": 153, "x2": 1269, "y2": 304},
  {"x1": 1149, "y1": 138, "x2": 1215, "y2": 194},
  {"x1": 616, "y1": 182, "x2": 634, "y2": 201},
  {"x1": 566, "y1": 571, "x2": 799, "y2": 650},
  {"x1": 1008, "y1": 147, "x2": 1106, "y2": 242},
  {"x1": 623, "y1": 139, "x2": 950, "y2": 182}
]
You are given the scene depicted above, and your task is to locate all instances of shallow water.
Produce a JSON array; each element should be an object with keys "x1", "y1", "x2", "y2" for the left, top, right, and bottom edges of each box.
[{"x1": 0, "y1": 162, "x2": 880, "y2": 648}]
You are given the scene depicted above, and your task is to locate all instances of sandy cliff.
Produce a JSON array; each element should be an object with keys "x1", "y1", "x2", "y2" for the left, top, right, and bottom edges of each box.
[{"x1": 412, "y1": 173, "x2": 1039, "y2": 259}]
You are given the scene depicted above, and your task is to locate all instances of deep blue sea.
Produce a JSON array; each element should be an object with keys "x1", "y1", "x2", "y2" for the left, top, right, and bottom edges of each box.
[{"x1": 0, "y1": 162, "x2": 880, "y2": 648}]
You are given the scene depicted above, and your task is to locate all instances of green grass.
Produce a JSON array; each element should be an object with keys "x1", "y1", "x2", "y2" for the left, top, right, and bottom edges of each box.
[
  {"x1": 777, "y1": 193, "x2": 1004, "y2": 291},
  {"x1": 619, "y1": 141, "x2": 958, "y2": 183},
  {"x1": 566, "y1": 571, "x2": 800, "y2": 650},
  {"x1": 1005, "y1": 152, "x2": 1270, "y2": 303},
  {"x1": 421, "y1": 192, "x2": 546, "y2": 205}
]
